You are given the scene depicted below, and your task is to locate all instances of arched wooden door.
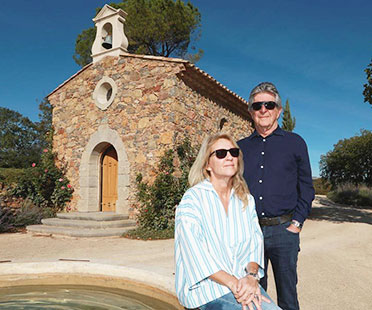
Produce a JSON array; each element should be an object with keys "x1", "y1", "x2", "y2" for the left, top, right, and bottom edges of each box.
[{"x1": 100, "y1": 146, "x2": 118, "y2": 212}]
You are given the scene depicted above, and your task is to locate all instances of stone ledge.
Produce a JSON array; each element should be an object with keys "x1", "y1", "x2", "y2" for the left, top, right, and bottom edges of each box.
[
  {"x1": 26, "y1": 225, "x2": 136, "y2": 237},
  {"x1": 0, "y1": 262, "x2": 181, "y2": 309},
  {"x1": 56, "y1": 212, "x2": 129, "y2": 221},
  {"x1": 42, "y1": 218, "x2": 136, "y2": 228}
]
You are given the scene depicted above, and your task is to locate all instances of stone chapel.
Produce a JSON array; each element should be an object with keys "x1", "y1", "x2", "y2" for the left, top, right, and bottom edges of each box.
[{"x1": 47, "y1": 4, "x2": 253, "y2": 219}]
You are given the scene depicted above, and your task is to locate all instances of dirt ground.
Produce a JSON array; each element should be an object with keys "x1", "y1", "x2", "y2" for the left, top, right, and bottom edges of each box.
[
  {"x1": 1, "y1": 195, "x2": 372, "y2": 309},
  {"x1": 266, "y1": 196, "x2": 372, "y2": 309}
]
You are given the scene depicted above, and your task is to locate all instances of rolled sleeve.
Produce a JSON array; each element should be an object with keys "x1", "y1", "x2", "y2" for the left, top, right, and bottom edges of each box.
[{"x1": 176, "y1": 216, "x2": 223, "y2": 288}]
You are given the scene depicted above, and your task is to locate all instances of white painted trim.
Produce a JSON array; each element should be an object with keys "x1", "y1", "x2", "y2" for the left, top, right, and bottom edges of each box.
[{"x1": 92, "y1": 76, "x2": 117, "y2": 110}]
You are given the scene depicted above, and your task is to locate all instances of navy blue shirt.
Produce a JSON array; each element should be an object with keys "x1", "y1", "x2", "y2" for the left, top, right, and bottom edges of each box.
[{"x1": 238, "y1": 127, "x2": 314, "y2": 223}]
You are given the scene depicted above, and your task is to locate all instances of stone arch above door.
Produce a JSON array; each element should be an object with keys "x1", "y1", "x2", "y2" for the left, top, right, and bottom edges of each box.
[{"x1": 78, "y1": 124, "x2": 130, "y2": 214}]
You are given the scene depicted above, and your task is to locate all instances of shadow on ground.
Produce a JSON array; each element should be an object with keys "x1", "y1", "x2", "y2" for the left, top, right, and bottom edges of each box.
[{"x1": 309, "y1": 196, "x2": 372, "y2": 225}]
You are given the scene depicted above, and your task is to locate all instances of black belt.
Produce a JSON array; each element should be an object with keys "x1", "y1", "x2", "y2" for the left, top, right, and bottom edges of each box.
[{"x1": 259, "y1": 213, "x2": 293, "y2": 226}]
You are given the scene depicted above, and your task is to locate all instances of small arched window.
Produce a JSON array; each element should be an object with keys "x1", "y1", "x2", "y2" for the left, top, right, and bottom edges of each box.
[{"x1": 219, "y1": 118, "x2": 228, "y2": 130}]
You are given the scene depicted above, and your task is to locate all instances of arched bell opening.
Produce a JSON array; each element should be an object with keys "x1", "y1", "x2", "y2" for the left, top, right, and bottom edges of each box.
[
  {"x1": 100, "y1": 145, "x2": 118, "y2": 212},
  {"x1": 102, "y1": 22, "x2": 113, "y2": 49}
]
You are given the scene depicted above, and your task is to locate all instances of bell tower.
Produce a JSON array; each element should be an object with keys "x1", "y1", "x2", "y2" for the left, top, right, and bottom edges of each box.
[{"x1": 91, "y1": 4, "x2": 129, "y2": 63}]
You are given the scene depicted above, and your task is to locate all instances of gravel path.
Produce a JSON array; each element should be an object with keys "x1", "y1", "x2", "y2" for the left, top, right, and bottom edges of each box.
[{"x1": 1, "y1": 195, "x2": 371, "y2": 309}]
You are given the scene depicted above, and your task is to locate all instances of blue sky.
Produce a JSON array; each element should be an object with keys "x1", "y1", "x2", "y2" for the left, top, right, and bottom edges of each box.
[{"x1": 1, "y1": 0, "x2": 371, "y2": 176}]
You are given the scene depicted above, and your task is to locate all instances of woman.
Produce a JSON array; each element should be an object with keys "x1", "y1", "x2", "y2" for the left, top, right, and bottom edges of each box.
[{"x1": 175, "y1": 133, "x2": 280, "y2": 310}]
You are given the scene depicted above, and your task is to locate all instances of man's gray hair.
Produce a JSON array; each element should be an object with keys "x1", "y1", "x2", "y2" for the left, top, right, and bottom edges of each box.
[{"x1": 248, "y1": 82, "x2": 282, "y2": 110}]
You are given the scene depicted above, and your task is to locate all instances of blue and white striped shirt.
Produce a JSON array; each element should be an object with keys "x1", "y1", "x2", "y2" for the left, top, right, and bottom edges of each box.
[{"x1": 174, "y1": 179, "x2": 264, "y2": 309}]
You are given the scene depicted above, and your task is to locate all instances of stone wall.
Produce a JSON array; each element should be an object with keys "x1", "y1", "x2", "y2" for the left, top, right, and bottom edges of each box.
[{"x1": 49, "y1": 55, "x2": 253, "y2": 216}]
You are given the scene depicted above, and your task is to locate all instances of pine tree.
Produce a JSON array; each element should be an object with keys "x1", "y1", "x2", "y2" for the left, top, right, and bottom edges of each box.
[
  {"x1": 281, "y1": 99, "x2": 296, "y2": 132},
  {"x1": 73, "y1": 0, "x2": 203, "y2": 67}
]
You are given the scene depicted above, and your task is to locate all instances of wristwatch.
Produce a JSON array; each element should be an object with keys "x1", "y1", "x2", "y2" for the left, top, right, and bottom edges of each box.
[
  {"x1": 246, "y1": 272, "x2": 260, "y2": 281},
  {"x1": 291, "y1": 220, "x2": 303, "y2": 229}
]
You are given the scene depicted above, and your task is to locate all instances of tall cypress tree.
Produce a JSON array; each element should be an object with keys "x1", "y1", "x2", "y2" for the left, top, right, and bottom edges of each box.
[
  {"x1": 281, "y1": 99, "x2": 296, "y2": 132},
  {"x1": 363, "y1": 59, "x2": 372, "y2": 107}
]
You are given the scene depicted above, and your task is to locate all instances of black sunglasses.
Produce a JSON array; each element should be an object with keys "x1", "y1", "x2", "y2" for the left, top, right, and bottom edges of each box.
[
  {"x1": 209, "y1": 148, "x2": 240, "y2": 159},
  {"x1": 251, "y1": 101, "x2": 277, "y2": 111}
]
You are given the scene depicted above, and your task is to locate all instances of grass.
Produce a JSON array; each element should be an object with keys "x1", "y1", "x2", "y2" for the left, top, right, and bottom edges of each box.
[
  {"x1": 327, "y1": 183, "x2": 372, "y2": 207},
  {"x1": 123, "y1": 226, "x2": 174, "y2": 240}
]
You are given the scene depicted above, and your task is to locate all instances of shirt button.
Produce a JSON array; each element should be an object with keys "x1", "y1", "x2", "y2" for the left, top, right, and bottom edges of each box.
[
  {"x1": 260, "y1": 165, "x2": 264, "y2": 169},
  {"x1": 263, "y1": 139, "x2": 266, "y2": 142},
  {"x1": 259, "y1": 180, "x2": 263, "y2": 183},
  {"x1": 259, "y1": 196, "x2": 263, "y2": 200},
  {"x1": 261, "y1": 152, "x2": 264, "y2": 155}
]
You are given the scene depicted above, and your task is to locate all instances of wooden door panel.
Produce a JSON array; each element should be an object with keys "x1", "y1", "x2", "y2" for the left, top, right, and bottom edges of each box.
[{"x1": 101, "y1": 147, "x2": 118, "y2": 212}]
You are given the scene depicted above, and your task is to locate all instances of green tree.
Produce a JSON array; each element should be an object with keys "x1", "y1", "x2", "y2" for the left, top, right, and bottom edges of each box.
[
  {"x1": 363, "y1": 59, "x2": 372, "y2": 107},
  {"x1": 281, "y1": 99, "x2": 296, "y2": 131},
  {"x1": 320, "y1": 130, "x2": 372, "y2": 187},
  {"x1": 73, "y1": 0, "x2": 202, "y2": 67},
  {"x1": 0, "y1": 108, "x2": 41, "y2": 168},
  {"x1": 73, "y1": 28, "x2": 96, "y2": 67},
  {"x1": 35, "y1": 98, "x2": 53, "y2": 150}
]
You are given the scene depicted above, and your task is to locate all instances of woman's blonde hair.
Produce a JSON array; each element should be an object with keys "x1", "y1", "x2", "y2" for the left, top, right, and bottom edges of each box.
[{"x1": 188, "y1": 133, "x2": 250, "y2": 207}]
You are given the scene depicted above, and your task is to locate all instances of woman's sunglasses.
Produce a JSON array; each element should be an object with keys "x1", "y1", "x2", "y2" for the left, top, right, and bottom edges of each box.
[
  {"x1": 209, "y1": 148, "x2": 240, "y2": 159},
  {"x1": 251, "y1": 101, "x2": 277, "y2": 111}
]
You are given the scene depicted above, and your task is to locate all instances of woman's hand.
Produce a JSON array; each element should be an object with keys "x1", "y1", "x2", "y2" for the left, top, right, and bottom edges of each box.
[
  {"x1": 235, "y1": 275, "x2": 258, "y2": 304},
  {"x1": 235, "y1": 276, "x2": 271, "y2": 310}
]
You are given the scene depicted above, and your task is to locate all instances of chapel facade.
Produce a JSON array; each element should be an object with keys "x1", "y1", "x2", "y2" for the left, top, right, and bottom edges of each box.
[{"x1": 48, "y1": 4, "x2": 253, "y2": 217}]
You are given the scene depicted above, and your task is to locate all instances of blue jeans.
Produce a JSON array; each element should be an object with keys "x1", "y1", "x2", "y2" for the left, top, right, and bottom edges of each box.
[
  {"x1": 260, "y1": 222, "x2": 300, "y2": 310},
  {"x1": 199, "y1": 286, "x2": 281, "y2": 310}
]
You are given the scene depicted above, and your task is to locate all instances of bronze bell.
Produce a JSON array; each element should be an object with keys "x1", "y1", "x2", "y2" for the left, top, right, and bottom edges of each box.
[{"x1": 102, "y1": 35, "x2": 112, "y2": 49}]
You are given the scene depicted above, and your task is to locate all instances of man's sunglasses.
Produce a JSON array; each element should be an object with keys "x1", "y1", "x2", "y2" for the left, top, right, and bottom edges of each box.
[
  {"x1": 251, "y1": 101, "x2": 277, "y2": 111},
  {"x1": 209, "y1": 148, "x2": 240, "y2": 159}
]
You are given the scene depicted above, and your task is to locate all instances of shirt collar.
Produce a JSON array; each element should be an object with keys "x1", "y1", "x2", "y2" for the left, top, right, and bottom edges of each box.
[
  {"x1": 249, "y1": 126, "x2": 284, "y2": 140},
  {"x1": 195, "y1": 179, "x2": 235, "y2": 197},
  {"x1": 194, "y1": 179, "x2": 214, "y2": 191}
]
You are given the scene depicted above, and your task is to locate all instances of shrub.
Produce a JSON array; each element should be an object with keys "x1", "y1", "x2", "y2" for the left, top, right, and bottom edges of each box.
[
  {"x1": 128, "y1": 137, "x2": 197, "y2": 239},
  {"x1": 10, "y1": 147, "x2": 73, "y2": 212},
  {"x1": 327, "y1": 183, "x2": 372, "y2": 207},
  {"x1": 0, "y1": 168, "x2": 24, "y2": 188},
  {"x1": 313, "y1": 178, "x2": 332, "y2": 195},
  {"x1": 12, "y1": 198, "x2": 55, "y2": 228},
  {"x1": 0, "y1": 205, "x2": 15, "y2": 233}
]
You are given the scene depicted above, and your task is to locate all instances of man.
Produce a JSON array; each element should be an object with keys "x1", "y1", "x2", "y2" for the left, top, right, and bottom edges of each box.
[{"x1": 237, "y1": 82, "x2": 315, "y2": 310}]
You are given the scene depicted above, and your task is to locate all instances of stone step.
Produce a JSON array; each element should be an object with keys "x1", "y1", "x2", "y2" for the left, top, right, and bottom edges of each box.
[
  {"x1": 56, "y1": 212, "x2": 129, "y2": 221},
  {"x1": 26, "y1": 224, "x2": 137, "y2": 238},
  {"x1": 41, "y1": 218, "x2": 137, "y2": 229},
  {"x1": 27, "y1": 212, "x2": 137, "y2": 237}
]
